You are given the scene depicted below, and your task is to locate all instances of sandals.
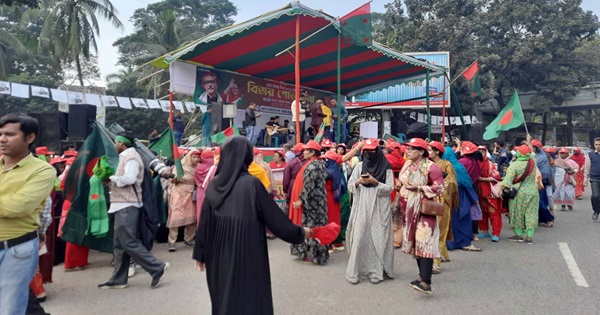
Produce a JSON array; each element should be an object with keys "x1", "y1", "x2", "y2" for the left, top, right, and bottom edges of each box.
[
  {"x1": 461, "y1": 245, "x2": 482, "y2": 252},
  {"x1": 432, "y1": 266, "x2": 441, "y2": 274},
  {"x1": 441, "y1": 257, "x2": 451, "y2": 263},
  {"x1": 546, "y1": 222, "x2": 554, "y2": 228}
]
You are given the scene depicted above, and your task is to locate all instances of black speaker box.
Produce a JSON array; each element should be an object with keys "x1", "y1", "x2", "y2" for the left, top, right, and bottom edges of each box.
[
  {"x1": 29, "y1": 112, "x2": 68, "y2": 152},
  {"x1": 68, "y1": 104, "x2": 96, "y2": 140}
]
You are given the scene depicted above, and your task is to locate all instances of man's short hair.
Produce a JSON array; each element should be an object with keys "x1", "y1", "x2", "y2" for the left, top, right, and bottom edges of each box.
[
  {"x1": 0, "y1": 113, "x2": 40, "y2": 140},
  {"x1": 594, "y1": 137, "x2": 600, "y2": 142},
  {"x1": 117, "y1": 131, "x2": 135, "y2": 148},
  {"x1": 273, "y1": 116, "x2": 280, "y2": 119},
  {"x1": 496, "y1": 140, "x2": 505, "y2": 147},
  {"x1": 284, "y1": 120, "x2": 289, "y2": 123}
]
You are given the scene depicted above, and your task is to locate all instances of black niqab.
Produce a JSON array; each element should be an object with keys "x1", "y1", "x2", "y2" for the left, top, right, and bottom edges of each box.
[
  {"x1": 361, "y1": 147, "x2": 391, "y2": 184},
  {"x1": 207, "y1": 136, "x2": 254, "y2": 208}
]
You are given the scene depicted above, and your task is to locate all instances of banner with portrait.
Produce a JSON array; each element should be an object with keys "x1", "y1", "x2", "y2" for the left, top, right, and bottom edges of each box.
[{"x1": 192, "y1": 65, "x2": 334, "y2": 115}]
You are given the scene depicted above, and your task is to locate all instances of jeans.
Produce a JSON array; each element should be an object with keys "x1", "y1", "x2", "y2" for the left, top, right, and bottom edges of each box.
[
  {"x1": 330, "y1": 121, "x2": 347, "y2": 143},
  {"x1": 246, "y1": 125, "x2": 255, "y2": 143},
  {"x1": 201, "y1": 129, "x2": 211, "y2": 147},
  {"x1": 0, "y1": 237, "x2": 39, "y2": 315},
  {"x1": 173, "y1": 131, "x2": 183, "y2": 146},
  {"x1": 591, "y1": 180, "x2": 600, "y2": 214},
  {"x1": 108, "y1": 207, "x2": 165, "y2": 285}
]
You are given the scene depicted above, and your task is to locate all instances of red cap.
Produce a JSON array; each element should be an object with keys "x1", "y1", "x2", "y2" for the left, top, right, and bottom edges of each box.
[
  {"x1": 386, "y1": 140, "x2": 402, "y2": 151},
  {"x1": 362, "y1": 138, "x2": 379, "y2": 152},
  {"x1": 65, "y1": 157, "x2": 76, "y2": 165},
  {"x1": 336, "y1": 143, "x2": 347, "y2": 149},
  {"x1": 201, "y1": 150, "x2": 214, "y2": 159},
  {"x1": 302, "y1": 140, "x2": 322, "y2": 151},
  {"x1": 477, "y1": 145, "x2": 487, "y2": 151},
  {"x1": 543, "y1": 147, "x2": 554, "y2": 153},
  {"x1": 322, "y1": 151, "x2": 339, "y2": 161},
  {"x1": 429, "y1": 141, "x2": 445, "y2": 154},
  {"x1": 407, "y1": 138, "x2": 429, "y2": 151},
  {"x1": 559, "y1": 148, "x2": 570, "y2": 154},
  {"x1": 461, "y1": 141, "x2": 478, "y2": 155},
  {"x1": 35, "y1": 146, "x2": 55, "y2": 155},
  {"x1": 516, "y1": 145, "x2": 532, "y2": 156},
  {"x1": 62, "y1": 150, "x2": 78, "y2": 158},
  {"x1": 531, "y1": 139, "x2": 543, "y2": 148},
  {"x1": 574, "y1": 147, "x2": 581, "y2": 152},
  {"x1": 49, "y1": 157, "x2": 66, "y2": 165},
  {"x1": 292, "y1": 143, "x2": 304, "y2": 153},
  {"x1": 321, "y1": 139, "x2": 335, "y2": 148}
]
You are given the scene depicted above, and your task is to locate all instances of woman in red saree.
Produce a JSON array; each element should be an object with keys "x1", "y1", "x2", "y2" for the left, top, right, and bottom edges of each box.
[
  {"x1": 571, "y1": 148, "x2": 586, "y2": 199},
  {"x1": 476, "y1": 146, "x2": 503, "y2": 241}
]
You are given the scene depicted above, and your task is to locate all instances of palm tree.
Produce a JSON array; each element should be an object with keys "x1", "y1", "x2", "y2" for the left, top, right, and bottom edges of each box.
[
  {"x1": 0, "y1": 6, "x2": 29, "y2": 79},
  {"x1": 106, "y1": 66, "x2": 146, "y2": 97},
  {"x1": 34, "y1": 0, "x2": 124, "y2": 86}
]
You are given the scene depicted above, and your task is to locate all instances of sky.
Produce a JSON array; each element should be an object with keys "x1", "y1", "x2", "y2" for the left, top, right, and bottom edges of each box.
[{"x1": 94, "y1": 0, "x2": 600, "y2": 87}]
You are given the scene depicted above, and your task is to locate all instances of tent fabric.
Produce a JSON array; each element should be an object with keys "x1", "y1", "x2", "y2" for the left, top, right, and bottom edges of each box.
[{"x1": 150, "y1": 2, "x2": 445, "y2": 96}]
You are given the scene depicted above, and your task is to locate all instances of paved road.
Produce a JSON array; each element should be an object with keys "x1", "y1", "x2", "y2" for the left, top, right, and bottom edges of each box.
[{"x1": 44, "y1": 193, "x2": 600, "y2": 314}]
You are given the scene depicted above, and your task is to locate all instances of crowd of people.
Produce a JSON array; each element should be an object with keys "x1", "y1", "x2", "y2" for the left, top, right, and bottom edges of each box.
[{"x1": 3, "y1": 110, "x2": 600, "y2": 315}]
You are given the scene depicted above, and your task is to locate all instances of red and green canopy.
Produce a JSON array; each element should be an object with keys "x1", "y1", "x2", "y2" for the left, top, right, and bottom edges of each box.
[{"x1": 150, "y1": 2, "x2": 444, "y2": 96}]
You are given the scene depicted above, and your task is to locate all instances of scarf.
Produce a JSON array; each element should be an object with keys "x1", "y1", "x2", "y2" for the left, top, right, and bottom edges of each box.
[
  {"x1": 443, "y1": 147, "x2": 472, "y2": 188},
  {"x1": 325, "y1": 158, "x2": 343, "y2": 203},
  {"x1": 385, "y1": 152, "x2": 405, "y2": 173},
  {"x1": 361, "y1": 147, "x2": 390, "y2": 185},
  {"x1": 571, "y1": 152, "x2": 585, "y2": 168},
  {"x1": 194, "y1": 157, "x2": 215, "y2": 188},
  {"x1": 516, "y1": 151, "x2": 531, "y2": 161}
]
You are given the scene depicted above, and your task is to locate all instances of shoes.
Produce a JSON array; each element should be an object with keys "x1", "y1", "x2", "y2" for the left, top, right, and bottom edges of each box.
[
  {"x1": 473, "y1": 234, "x2": 480, "y2": 241},
  {"x1": 593, "y1": 212, "x2": 599, "y2": 220},
  {"x1": 128, "y1": 263, "x2": 136, "y2": 278},
  {"x1": 347, "y1": 278, "x2": 360, "y2": 285},
  {"x1": 98, "y1": 282, "x2": 128, "y2": 289},
  {"x1": 477, "y1": 233, "x2": 491, "y2": 239},
  {"x1": 151, "y1": 262, "x2": 169, "y2": 289},
  {"x1": 332, "y1": 243, "x2": 345, "y2": 251},
  {"x1": 411, "y1": 282, "x2": 432, "y2": 295},
  {"x1": 567, "y1": 205, "x2": 573, "y2": 211},
  {"x1": 36, "y1": 293, "x2": 47, "y2": 303},
  {"x1": 168, "y1": 243, "x2": 176, "y2": 252},
  {"x1": 560, "y1": 206, "x2": 567, "y2": 212},
  {"x1": 507, "y1": 235, "x2": 524, "y2": 243},
  {"x1": 491, "y1": 236, "x2": 500, "y2": 242},
  {"x1": 183, "y1": 240, "x2": 195, "y2": 247},
  {"x1": 369, "y1": 278, "x2": 381, "y2": 284},
  {"x1": 410, "y1": 279, "x2": 422, "y2": 286},
  {"x1": 525, "y1": 237, "x2": 533, "y2": 245}
]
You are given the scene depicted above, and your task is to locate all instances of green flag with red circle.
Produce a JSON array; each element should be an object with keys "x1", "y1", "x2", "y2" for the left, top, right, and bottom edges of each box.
[
  {"x1": 463, "y1": 61, "x2": 481, "y2": 97},
  {"x1": 483, "y1": 91, "x2": 525, "y2": 140}
]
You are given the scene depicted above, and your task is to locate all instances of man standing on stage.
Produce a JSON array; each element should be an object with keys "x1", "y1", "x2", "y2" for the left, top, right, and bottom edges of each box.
[
  {"x1": 98, "y1": 132, "x2": 168, "y2": 290},
  {"x1": 0, "y1": 114, "x2": 55, "y2": 315},
  {"x1": 291, "y1": 89, "x2": 308, "y2": 142}
]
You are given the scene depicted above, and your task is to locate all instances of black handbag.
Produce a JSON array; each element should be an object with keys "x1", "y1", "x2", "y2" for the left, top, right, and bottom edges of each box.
[
  {"x1": 502, "y1": 187, "x2": 518, "y2": 199},
  {"x1": 503, "y1": 159, "x2": 535, "y2": 200}
]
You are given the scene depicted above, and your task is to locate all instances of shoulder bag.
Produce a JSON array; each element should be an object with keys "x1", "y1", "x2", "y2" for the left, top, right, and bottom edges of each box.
[{"x1": 502, "y1": 159, "x2": 534, "y2": 199}]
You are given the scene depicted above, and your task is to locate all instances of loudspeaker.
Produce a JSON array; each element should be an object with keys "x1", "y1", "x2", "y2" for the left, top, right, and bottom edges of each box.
[
  {"x1": 68, "y1": 104, "x2": 96, "y2": 140},
  {"x1": 29, "y1": 112, "x2": 68, "y2": 152}
]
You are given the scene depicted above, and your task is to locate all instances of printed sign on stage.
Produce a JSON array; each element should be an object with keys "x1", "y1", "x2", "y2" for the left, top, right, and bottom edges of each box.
[{"x1": 193, "y1": 66, "x2": 334, "y2": 113}]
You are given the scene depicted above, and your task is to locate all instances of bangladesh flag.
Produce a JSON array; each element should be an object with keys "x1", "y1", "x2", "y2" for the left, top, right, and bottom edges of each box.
[
  {"x1": 340, "y1": 3, "x2": 372, "y2": 46},
  {"x1": 148, "y1": 127, "x2": 184, "y2": 180},
  {"x1": 61, "y1": 126, "x2": 119, "y2": 253},
  {"x1": 483, "y1": 91, "x2": 525, "y2": 140},
  {"x1": 463, "y1": 61, "x2": 481, "y2": 97},
  {"x1": 211, "y1": 125, "x2": 240, "y2": 145}
]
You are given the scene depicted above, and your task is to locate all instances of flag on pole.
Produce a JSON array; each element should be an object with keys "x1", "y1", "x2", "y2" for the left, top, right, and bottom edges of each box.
[
  {"x1": 340, "y1": 2, "x2": 373, "y2": 46},
  {"x1": 313, "y1": 122, "x2": 326, "y2": 143},
  {"x1": 211, "y1": 125, "x2": 240, "y2": 145},
  {"x1": 168, "y1": 94, "x2": 184, "y2": 180},
  {"x1": 463, "y1": 61, "x2": 481, "y2": 97},
  {"x1": 61, "y1": 126, "x2": 119, "y2": 253},
  {"x1": 483, "y1": 91, "x2": 525, "y2": 140}
]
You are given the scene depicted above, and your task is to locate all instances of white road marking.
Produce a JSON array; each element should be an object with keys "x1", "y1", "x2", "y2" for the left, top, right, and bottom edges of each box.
[{"x1": 558, "y1": 242, "x2": 589, "y2": 288}]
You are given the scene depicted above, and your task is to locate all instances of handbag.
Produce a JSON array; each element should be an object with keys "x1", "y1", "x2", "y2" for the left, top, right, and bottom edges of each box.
[
  {"x1": 502, "y1": 187, "x2": 518, "y2": 199},
  {"x1": 420, "y1": 198, "x2": 444, "y2": 216},
  {"x1": 503, "y1": 159, "x2": 535, "y2": 199}
]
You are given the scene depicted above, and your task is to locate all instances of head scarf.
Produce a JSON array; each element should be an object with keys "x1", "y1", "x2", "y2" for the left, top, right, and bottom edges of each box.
[
  {"x1": 324, "y1": 157, "x2": 343, "y2": 202},
  {"x1": 206, "y1": 137, "x2": 254, "y2": 208},
  {"x1": 176, "y1": 149, "x2": 200, "y2": 178},
  {"x1": 516, "y1": 151, "x2": 531, "y2": 161},
  {"x1": 570, "y1": 150, "x2": 585, "y2": 168},
  {"x1": 361, "y1": 147, "x2": 391, "y2": 184},
  {"x1": 443, "y1": 146, "x2": 472, "y2": 188},
  {"x1": 195, "y1": 151, "x2": 216, "y2": 187}
]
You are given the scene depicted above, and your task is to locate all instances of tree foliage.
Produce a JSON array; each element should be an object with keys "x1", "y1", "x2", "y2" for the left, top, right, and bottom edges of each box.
[{"x1": 377, "y1": 0, "x2": 600, "y2": 115}]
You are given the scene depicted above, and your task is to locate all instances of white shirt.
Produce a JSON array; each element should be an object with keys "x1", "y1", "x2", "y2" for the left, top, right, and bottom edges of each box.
[
  {"x1": 291, "y1": 100, "x2": 306, "y2": 122},
  {"x1": 108, "y1": 148, "x2": 143, "y2": 213}
]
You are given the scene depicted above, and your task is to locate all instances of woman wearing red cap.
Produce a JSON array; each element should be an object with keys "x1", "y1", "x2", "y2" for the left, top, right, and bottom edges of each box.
[
  {"x1": 346, "y1": 139, "x2": 394, "y2": 284},
  {"x1": 476, "y1": 146, "x2": 503, "y2": 242},
  {"x1": 501, "y1": 145, "x2": 540, "y2": 244},
  {"x1": 570, "y1": 148, "x2": 586, "y2": 199},
  {"x1": 290, "y1": 140, "x2": 329, "y2": 264},
  {"x1": 385, "y1": 140, "x2": 406, "y2": 248},
  {"x1": 194, "y1": 149, "x2": 217, "y2": 227},
  {"x1": 167, "y1": 149, "x2": 201, "y2": 252},
  {"x1": 553, "y1": 148, "x2": 579, "y2": 211},
  {"x1": 398, "y1": 138, "x2": 444, "y2": 294},
  {"x1": 458, "y1": 140, "x2": 484, "y2": 241},
  {"x1": 427, "y1": 141, "x2": 458, "y2": 273}
]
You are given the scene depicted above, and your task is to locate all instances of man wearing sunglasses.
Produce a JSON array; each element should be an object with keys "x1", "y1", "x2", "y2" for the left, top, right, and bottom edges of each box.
[{"x1": 197, "y1": 72, "x2": 223, "y2": 104}]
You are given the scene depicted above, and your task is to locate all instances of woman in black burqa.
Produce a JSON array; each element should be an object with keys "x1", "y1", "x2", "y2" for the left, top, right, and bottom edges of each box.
[{"x1": 193, "y1": 136, "x2": 312, "y2": 315}]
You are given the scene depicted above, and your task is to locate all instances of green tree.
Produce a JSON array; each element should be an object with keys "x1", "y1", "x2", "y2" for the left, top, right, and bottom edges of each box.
[{"x1": 31, "y1": 0, "x2": 124, "y2": 86}]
